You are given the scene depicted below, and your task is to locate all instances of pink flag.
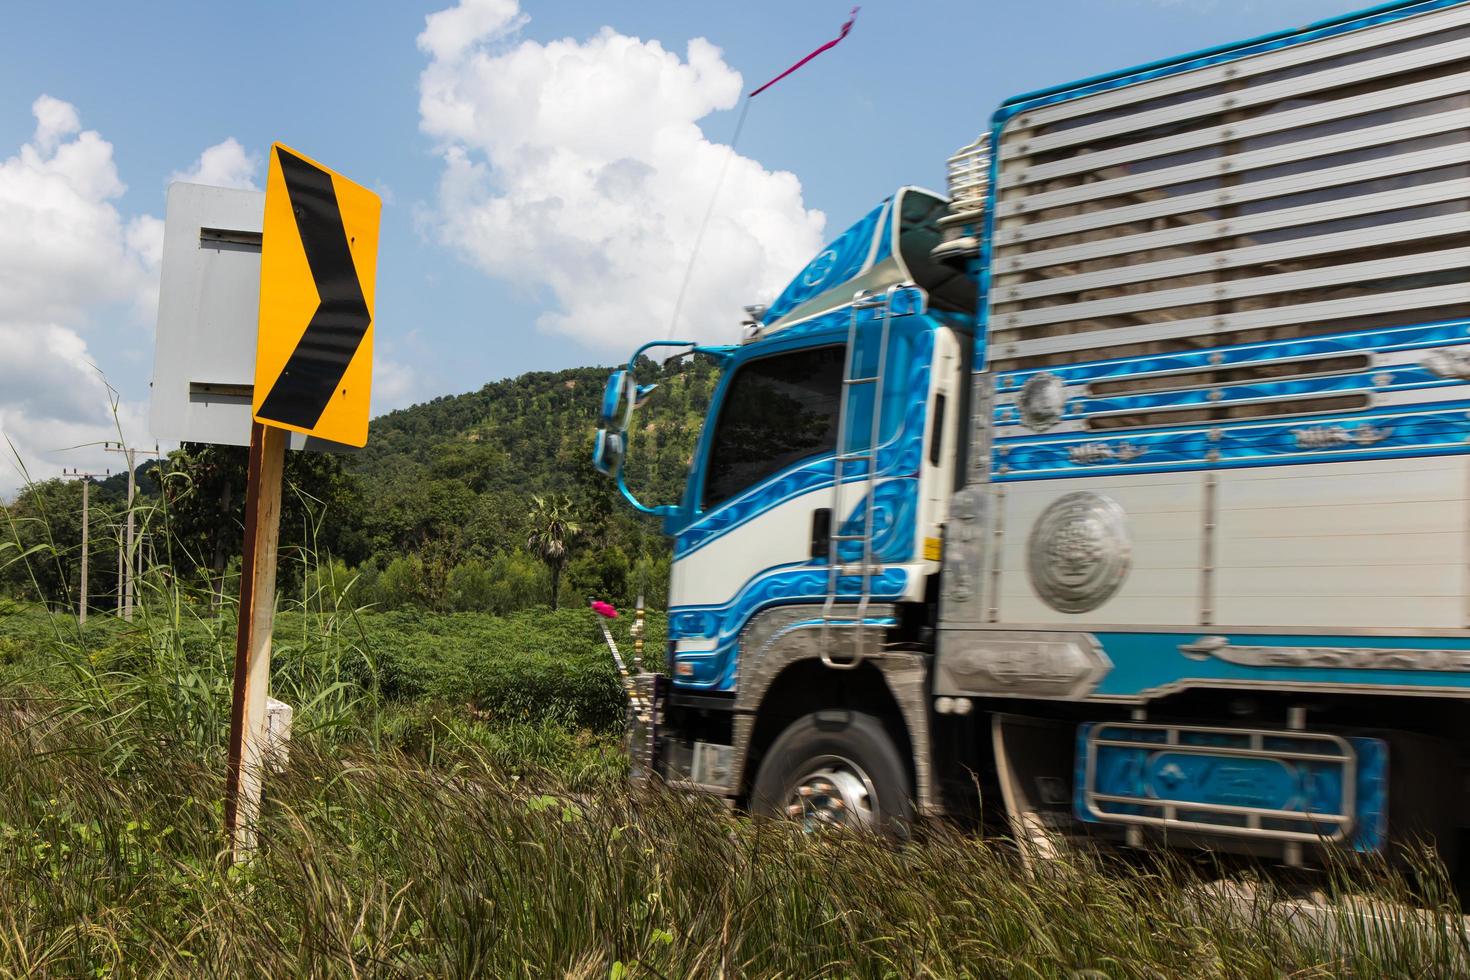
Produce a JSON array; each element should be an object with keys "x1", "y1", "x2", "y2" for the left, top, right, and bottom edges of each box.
[
  {"x1": 591, "y1": 600, "x2": 619, "y2": 619},
  {"x1": 749, "y1": 8, "x2": 859, "y2": 98}
]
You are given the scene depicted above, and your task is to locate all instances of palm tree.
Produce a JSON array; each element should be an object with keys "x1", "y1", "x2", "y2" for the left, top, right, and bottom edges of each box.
[{"x1": 526, "y1": 494, "x2": 580, "y2": 610}]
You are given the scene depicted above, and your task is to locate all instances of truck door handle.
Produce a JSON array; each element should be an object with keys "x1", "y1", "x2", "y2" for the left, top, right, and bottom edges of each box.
[{"x1": 810, "y1": 508, "x2": 832, "y2": 559}]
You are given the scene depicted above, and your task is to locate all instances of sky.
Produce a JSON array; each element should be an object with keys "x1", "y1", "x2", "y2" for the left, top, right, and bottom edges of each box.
[{"x1": 0, "y1": 0, "x2": 1360, "y2": 491}]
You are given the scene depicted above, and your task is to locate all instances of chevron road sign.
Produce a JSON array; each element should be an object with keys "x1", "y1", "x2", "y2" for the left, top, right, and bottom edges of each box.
[
  {"x1": 252, "y1": 143, "x2": 381, "y2": 447},
  {"x1": 227, "y1": 144, "x2": 380, "y2": 861}
]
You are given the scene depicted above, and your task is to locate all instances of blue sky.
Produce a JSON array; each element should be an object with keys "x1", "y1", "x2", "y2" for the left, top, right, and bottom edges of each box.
[{"x1": 0, "y1": 0, "x2": 1357, "y2": 486}]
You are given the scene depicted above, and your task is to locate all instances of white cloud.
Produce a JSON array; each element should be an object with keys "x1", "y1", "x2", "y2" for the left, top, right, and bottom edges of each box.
[
  {"x1": 418, "y1": 0, "x2": 525, "y2": 62},
  {"x1": 416, "y1": 0, "x2": 826, "y2": 350},
  {"x1": 0, "y1": 99, "x2": 314, "y2": 496},
  {"x1": 0, "y1": 97, "x2": 173, "y2": 493},
  {"x1": 372, "y1": 354, "x2": 421, "y2": 415},
  {"x1": 168, "y1": 137, "x2": 260, "y2": 190},
  {"x1": 31, "y1": 95, "x2": 80, "y2": 153},
  {"x1": 0, "y1": 97, "x2": 152, "y2": 328},
  {"x1": 0, "y1": 323, "x2": 143, "y2": 487}
]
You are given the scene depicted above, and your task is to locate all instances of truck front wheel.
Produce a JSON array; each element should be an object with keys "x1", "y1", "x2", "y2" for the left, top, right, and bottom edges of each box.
[{"x1": 750, "y1": 710, "x2": 913, "y2": 834}]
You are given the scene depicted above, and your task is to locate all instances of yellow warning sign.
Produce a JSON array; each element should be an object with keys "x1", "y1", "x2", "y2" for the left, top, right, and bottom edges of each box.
[{"x1": 253, "y1": 143, "x2": 381, "y2": 447}]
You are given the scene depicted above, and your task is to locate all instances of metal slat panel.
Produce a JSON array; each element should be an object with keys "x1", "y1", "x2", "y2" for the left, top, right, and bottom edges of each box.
[
  {"x1": 996, "y1": 282, "x2": 1470, "y2": 359},
  {"x1": 999, "y1": 179, "x2": 1470, "y2": 274},
  {"x1": 1000, "y1": 4, "x2": 1470, "y2": 151},
  {"x1": 1006, "y1": 35, "x2": 1469, "y2": 164},
  {"x1": 1003, "y1": 211, "x2": 1470, "y2": 304},
  {"x1": 1005, "y1": 108, "x2": 1470, "y2": 218},
  {"x1": 1002, "y1": 69, "x2": 1470, "y2": 189},
  {"x1": 995, "y1": 142, "x2": 1470, "y2": 246},
  {"x1": 997, "y1": 246, "x2": 1470, "y2": 331}
]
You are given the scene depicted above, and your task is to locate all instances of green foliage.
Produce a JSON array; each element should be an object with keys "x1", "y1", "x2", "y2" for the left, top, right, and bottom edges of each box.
[
  {"x1": 0, "y1": 477, "x2": 124, "y2": 613},
  {"x1": 377, "y1": 555, "x2": 432, "y2": 610},
  {"x1": 629, "y1": 554, "x2": 671, "y2": 609},
  {"x1": 2, "y1": 689, "x2": 1468, "y2": 976},
  {"x1": 349, "y1": 355, "x2": 718, "y2": 604},
  {"x1": 483, "y1": 551, "x2": 551, "y2": 615},
  {"x1": 154, "y1": 441, "x2": 368, "y2": 586},
  {"x1": 444, "y1": 557, "x2": 494, "y2": 612},
  {"x1": 2, "y1": 567, "x2": 1469, "y2": 976},
  {"x1": 343, "y1": 607, "x2": 638, "y2": 731},
  {"x1": 567, "y1": 543, "x2": 631, "y2": 609},
  {"x1": 302, "y1": 557, "x2": 356, "y2": 615}
]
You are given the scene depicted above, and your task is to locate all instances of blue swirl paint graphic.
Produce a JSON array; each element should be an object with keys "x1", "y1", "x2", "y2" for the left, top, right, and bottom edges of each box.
[
  {"x1": 836, "y1": 479, "x2": 918, "y2": 563},
  {"x1": 669, "y1": 566, "x2": 911, "y2": 690},
  {"x1": 763, "y1": 200, "x2": 889, "y2": 324}
]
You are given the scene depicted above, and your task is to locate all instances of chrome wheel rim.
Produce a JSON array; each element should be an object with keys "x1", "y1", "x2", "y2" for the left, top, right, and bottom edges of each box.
[{"x1": 783, "y1": 755, "x2": 878, "y2": 830}]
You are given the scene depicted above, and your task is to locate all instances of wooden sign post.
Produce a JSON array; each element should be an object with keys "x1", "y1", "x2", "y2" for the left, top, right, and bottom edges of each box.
[
  {"x1": 221, "y1": 143, "x2": 379, "y2": 862},
  {"x1": 223, "y1": 421, "x2": 287, "y2": 858}
]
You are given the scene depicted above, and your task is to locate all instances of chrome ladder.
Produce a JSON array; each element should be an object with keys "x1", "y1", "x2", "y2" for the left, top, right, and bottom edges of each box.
[{"x1": 820, "y1": 286, "x2": 896, "y2": 668}]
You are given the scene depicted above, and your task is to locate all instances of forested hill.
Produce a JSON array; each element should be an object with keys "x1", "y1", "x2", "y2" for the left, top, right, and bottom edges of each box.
[
  {"x1": 342, "y1": 354, "x2": 721, "y2": 574},
  {"x1": 358, "y1": 357, "x2": 719, "y2": 503},
  {"x1": 1, "y1": 355, "x2": 720, "y2": 614}
]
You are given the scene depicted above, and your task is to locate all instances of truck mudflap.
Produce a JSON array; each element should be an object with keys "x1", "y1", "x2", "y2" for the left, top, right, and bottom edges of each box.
[{"x1": 1075, "y1": 722, "x2": 1388, "y2": 852}]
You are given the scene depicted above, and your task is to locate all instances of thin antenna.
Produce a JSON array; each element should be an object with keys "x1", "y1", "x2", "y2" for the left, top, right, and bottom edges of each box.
[
  {"x1": 665, "y1": 98, "x2": 750, "y2": 340},
  {"x1": 662, "y1": 8, "x2": 859, "y2": 341}
]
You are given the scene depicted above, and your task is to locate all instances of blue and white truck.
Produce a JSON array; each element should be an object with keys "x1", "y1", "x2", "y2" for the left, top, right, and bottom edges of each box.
[{"x1": 595, "y1": 0, "x2": 1470, "y2": 869}]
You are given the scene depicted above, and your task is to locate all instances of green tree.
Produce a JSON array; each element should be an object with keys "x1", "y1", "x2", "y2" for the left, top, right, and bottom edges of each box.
[
  {"x1": 154, "y1": 442, "x2": 365, "y2": 601},
  {"x1": 525, "y1": 495, "x2": 580, "y2": 611},
  {"x1": 567, "y1": 543, "x2": 631, "y2": 609},
  {"x1": 444, "y1": 558, "x2": 495, "y2": 612},
  {"x1": 485, "y1": 551, "x2": 547, "y2": 615}
]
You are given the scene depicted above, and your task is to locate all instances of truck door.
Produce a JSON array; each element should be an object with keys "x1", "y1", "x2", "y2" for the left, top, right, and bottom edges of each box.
[{"x1": 666, "y1": 310, "x2": 942, "y2": 690}]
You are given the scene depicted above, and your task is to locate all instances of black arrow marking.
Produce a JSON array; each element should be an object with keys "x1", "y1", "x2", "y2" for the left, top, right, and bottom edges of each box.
[{"x1": 257, "y1": 148, "x2": 370, "y2": 431}]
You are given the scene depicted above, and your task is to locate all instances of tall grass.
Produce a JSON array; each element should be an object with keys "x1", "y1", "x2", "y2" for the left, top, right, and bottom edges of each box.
[
  {"x1": 3, "y1": 703, "x2": 1469, "y2": 977},
  {"x1": 5, "y1": 465, "x2": 1470, "y2": 976}
]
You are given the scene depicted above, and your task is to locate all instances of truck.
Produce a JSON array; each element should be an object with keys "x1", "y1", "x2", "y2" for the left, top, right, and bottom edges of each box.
[{"x1": 593, "y1": 0, "x2": 1470, "y2": 872}]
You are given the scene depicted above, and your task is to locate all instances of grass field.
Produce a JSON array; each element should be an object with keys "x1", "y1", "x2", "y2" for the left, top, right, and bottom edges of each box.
[{"x1": 3, "y1": 600, "x2": 1470, "y2": 977}]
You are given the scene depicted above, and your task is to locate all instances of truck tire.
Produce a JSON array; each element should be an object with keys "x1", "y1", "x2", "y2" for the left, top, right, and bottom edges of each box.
[{"x1": 750, "y1": 710, "x2": 913, "y2": 834}]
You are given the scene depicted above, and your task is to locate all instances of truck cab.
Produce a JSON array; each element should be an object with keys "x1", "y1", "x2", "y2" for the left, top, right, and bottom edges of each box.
[{"x1": 597, "y1": 187, "x2": 973, "y2": 825}]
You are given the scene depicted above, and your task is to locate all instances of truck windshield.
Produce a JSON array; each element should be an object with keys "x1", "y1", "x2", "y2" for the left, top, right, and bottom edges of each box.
[{"x1": 702, "y1": 345, "x2": 844, "y2": 509}]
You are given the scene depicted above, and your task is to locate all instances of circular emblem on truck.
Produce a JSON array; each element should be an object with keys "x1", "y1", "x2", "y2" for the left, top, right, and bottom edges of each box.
[
  {"x1": 1017, "y1": 372, "x2": 1066, "y2": 432},
  {"x1": 1027, "y1": 492, "x2": 1131, "y2": 613}
]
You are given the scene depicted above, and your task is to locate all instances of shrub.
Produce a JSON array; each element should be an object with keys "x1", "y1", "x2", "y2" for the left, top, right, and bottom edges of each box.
[
  {"x1": 354, "y1": 608, "x2": 638, "y2": 730},
  {"x1": 302, "y1": 557, "x2": 356, "y2": 614},
  {"x1": 378, "y1": 555, "x2": 431, "y2": 610},
  {"x1": 444, "y1": 558, "x2": 495, "y2": 612},
  {"x1": 567, "y1": 544, "x2": 631, "y2": 609},
  {"x1": 484, "y1": 551, "x2": 548, "y2": 615}
]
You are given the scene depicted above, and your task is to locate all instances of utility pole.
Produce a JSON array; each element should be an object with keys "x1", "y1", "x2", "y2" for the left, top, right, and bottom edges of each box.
[
  {"x1": 62, "y1": 468, "x2": 107, "y2": 626},
  {"x1": 103, "y1": 442, "x2": 156, "y2": 622},
  {"x1": 115, "y1": 520, "x2": 124, "y2": 615}
]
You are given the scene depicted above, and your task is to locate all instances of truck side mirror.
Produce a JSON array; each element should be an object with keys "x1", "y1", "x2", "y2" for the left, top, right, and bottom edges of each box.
[
  {"x1": 593, "y1": 428, "x2": 624, "y2": 476},
  {"x1": 601, "y1": 369, "x2": 632, "y2": 427}
]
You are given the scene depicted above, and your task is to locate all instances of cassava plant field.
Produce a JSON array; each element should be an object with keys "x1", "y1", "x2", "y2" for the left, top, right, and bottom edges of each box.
[{"x1": 1, "y1": 491, "x2": 1469, "y2": 976}]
